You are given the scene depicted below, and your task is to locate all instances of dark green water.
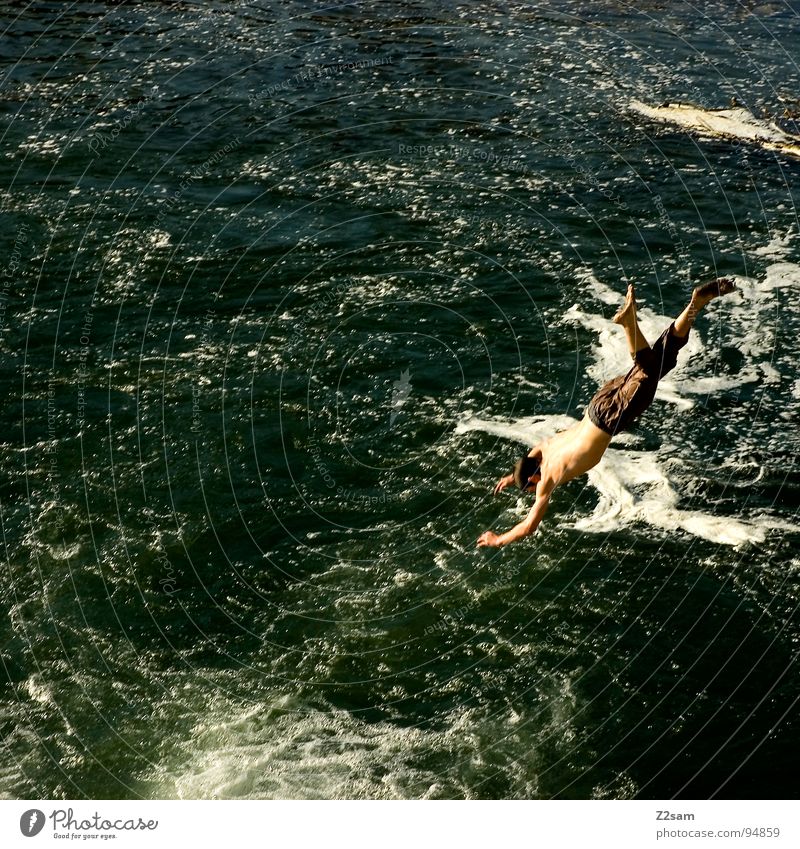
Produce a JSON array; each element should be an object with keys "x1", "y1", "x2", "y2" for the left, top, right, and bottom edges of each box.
[{"x1": 1, "y1": 0, "x2": 799, "y2": 799}]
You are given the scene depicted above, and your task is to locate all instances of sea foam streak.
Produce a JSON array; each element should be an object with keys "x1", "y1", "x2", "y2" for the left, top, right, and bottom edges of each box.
[
  {"x1": 629, "y1": 100, "x2": 800, "y2": 159},
  {"x1": 458, "y1": 414, "x2": 791, "y2": 547}
]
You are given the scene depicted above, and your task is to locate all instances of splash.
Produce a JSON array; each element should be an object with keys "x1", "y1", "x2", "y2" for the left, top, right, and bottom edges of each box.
[{"x1": 581, "y1": 447, "x2": 792, "y2": 546}]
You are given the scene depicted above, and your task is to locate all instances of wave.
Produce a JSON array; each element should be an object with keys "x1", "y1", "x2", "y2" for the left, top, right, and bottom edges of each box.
[{"x1": 629, "y1": 100, "x2": 800, "y2": 159}]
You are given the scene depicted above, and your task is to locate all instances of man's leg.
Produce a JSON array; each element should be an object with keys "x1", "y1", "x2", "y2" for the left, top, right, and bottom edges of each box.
[
  {"x1": 673, "y1": 277, "x2": 737, "y2": 337},
  {"x1": 613, "y1": 283, "x2": 651, "y2": 359}
]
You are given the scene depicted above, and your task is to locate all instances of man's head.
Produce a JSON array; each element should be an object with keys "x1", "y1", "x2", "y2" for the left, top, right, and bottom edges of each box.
[{"x1": 513, "y1": 455, "x2": 541, "y2": 492}]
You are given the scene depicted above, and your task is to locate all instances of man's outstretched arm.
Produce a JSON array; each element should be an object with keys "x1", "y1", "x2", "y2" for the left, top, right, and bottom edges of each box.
[{"x1": 477, "y1": 481, "x2": 554, "y2": 548}]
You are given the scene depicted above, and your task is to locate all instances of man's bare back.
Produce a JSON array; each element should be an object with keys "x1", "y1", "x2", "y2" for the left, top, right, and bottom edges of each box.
[
  {"x1": 536, "y1": 415, "x2": 612, "y2": 487},
  {"x1": 477, "y1": 278, "x2": 737, "y2": 548}
]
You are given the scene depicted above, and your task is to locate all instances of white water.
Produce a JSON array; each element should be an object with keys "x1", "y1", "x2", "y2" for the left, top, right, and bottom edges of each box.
[
  {"x1": 629, "y1": 101, "x2": 800, "y2": 159},
  {"x1": 580, "y1": 448, "x2": 792, "y2": 546},
  {"x1": 146, "y1": 688, "x2": 581, "y2": 799},
  {"x1": 567, "y1": 262, "x2": 800, "y2": 405}
]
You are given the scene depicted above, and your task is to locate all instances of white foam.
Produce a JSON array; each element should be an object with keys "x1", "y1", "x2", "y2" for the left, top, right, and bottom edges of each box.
[
  {"x1": 701, "y1": 261, "x2": 800, "y2": 392},
  {"x1": 752, "y1": 230, "x2": 796, "y2": 260},
  {"x1": 455, "y1": 412, "x2": 580, "y2": 446},
  {"x1": 581, "y1": 448, "x2": 793, "y2": 547},
  {"x1": 629, "y1": 100, "x2": 800, "y2": 159},
  {"x1": 762, "y1": 261, "x2": 800, "y2": 291},
  {"x1": 146, "y1": 691, "x2": 573, "y2": 799},
  {"x1": 568, "y1": 266, "x2": 800, "y2": 405}
]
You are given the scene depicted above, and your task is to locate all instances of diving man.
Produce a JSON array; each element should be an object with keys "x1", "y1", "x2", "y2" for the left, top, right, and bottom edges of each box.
[{"x1": 477, "y1": 278, "x2": 737, "y2": 548}]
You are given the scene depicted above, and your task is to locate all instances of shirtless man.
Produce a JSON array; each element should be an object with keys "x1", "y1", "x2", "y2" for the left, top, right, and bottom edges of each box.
[{"x1": 476, "y1": 277, "x2": 737, "y2": 548}]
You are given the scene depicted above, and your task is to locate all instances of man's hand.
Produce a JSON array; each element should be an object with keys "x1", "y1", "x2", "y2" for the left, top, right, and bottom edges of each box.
[
  {"x1": 477, "y1": 482, "x2": 554, "y2": 548},
  {"x1": 477, "y1": 530, "x2": 502, "y2": 548},
  {"x1": 493, "y1": 473, "x2": 514, "y2": 495}
]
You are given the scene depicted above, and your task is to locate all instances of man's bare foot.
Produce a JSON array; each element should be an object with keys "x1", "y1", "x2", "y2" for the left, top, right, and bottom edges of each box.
[
  {"x1": 613, "y1": 283, "x2": 637, "y2": 325},
  {"x1": 693, "y1": 277, "x2": 737, "y2": 304}
]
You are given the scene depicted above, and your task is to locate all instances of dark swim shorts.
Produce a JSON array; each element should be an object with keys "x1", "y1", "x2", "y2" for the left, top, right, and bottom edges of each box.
[{"x1": 587, "y1": 322, "x2": 689, "y2": 436}]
